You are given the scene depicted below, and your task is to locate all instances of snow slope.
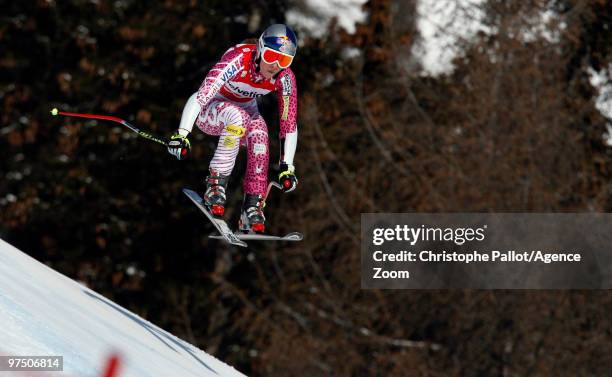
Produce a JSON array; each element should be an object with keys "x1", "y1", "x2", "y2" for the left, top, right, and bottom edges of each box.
[{"x1": 0, "y1": 238, "x2": 247, "y2": 377}]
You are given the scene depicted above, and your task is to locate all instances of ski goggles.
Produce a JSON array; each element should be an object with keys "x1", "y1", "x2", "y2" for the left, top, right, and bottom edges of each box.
[{"x1": 261, "y1": 47, "x2": 294, "y2": 69}]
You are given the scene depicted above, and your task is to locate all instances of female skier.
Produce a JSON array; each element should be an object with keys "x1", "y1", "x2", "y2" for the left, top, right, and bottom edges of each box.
[{"x1": 167, "y1": 24, "x2": 299, "y2": 234}]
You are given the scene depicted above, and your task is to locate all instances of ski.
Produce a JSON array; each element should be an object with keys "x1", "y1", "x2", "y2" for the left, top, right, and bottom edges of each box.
[
  {"x1": 209, "y1": 231, "x2": 303, "y2": 242},
  {"x1": 183, "y1": 188, "x2": 247, "y2": 247},
  {"x1": 184, "y1": 181, "x2": 303, "y2": 247}
]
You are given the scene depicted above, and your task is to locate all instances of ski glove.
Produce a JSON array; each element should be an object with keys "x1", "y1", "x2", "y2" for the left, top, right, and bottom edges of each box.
[
  {"x1": 278, "y1": 163, "x2": 298, "y2": 193},
  {"x1": 167, "y1": 133, "x2": 191, "y2": 160}
]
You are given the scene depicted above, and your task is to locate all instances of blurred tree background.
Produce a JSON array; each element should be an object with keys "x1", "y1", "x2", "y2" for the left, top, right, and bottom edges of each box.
[{"x1": 1, "y1": 0, "x2": 611, "y2": 376}]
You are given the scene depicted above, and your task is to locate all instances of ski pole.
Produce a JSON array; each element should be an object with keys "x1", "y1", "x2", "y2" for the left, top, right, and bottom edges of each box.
[
  {"x1": 264, "y1": 181, "x2": 283, "y2": 202},
  {"x1": 50, "y1": 108, "x2": 168, "y2": 147},
  {"x1": 262, "y1": 181, "x2": 284, "y2": 209}
]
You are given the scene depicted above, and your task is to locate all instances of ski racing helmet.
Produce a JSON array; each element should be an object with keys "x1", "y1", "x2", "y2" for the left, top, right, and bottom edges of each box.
[{"x1": 257, "y1": 24, "x2": 298, "y2": 69}]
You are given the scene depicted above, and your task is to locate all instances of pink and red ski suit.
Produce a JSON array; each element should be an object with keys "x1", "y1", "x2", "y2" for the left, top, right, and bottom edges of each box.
[{"x1": 177, "y1": 43, "x2": 298, "y2": 196}]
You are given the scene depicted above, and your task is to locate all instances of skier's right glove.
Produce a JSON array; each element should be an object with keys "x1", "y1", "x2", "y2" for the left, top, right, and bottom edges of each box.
[{"x1": 167, "y1": 133, "x2": 191, "y2": 160}]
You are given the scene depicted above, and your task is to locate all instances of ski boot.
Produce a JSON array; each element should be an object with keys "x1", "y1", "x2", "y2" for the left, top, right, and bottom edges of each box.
[
  {"x1": 203, "y1": 172, "x2": 229, "y2": 217},
  {"x1": 239, "y1": 194, "x2": 266, "y2": 233}
]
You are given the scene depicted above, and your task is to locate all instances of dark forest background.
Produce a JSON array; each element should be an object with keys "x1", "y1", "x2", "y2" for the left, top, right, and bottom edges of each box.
[{"x1": 2, "y1": 0, "x2": 612, "y2": 376}]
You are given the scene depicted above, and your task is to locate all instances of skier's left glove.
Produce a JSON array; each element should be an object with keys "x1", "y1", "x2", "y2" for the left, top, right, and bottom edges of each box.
[
  {"x1": 167, "y1": 133, "x2": 191, "y2": 160},
  {"x1": 278, "y1": 163, "x2": 298, "y2": 193}
]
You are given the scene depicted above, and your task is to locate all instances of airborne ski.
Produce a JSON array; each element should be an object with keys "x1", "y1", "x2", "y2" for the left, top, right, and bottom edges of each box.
[
  {"x1": 184, "y1": 182, "x2": 304, "y2": 247},
  {"x1": 209, "y1": 231, "x2": 303, "y2": 242},
  {"x1": 183, "y1": 188, "x2": 247, "y2": 247}
]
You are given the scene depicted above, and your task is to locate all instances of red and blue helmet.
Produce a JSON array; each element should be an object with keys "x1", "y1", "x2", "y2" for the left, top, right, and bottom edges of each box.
[{"x1": 257, "y1": 24, "x2": 298, "y2": 69}]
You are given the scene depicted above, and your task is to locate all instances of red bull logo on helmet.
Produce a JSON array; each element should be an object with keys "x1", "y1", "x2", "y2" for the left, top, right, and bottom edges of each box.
[{"x1": 276, "y1": 36, "x2": 292, "y2": 53}]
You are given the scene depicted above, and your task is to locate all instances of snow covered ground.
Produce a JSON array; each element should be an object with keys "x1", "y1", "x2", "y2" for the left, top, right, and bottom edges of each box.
[
  {"x1": 588, "y1": 66, "x2": 612, "y2": 146},
  {"x1": 282, "y1": 0, "x2": 486, "y2": 81},
  {"x1": 0, "y1": 238, "x2": 247, "y2": 377},
  {"x1": 413, "y1": 0, "x2": 488, "y2": 75},
  {"x1": 286, "y1": 0, "x2": 488, "y2": 75},
  {"x1": 286, "y1": 0, "x2": 368, "y2": 37}
]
